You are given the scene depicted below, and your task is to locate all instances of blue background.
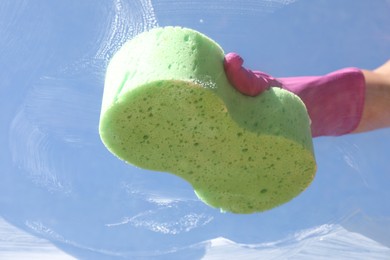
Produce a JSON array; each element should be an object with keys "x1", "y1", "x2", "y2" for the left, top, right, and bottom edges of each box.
[{"x1": 1, "y1": 0, "x2": 390, "y2": 259}]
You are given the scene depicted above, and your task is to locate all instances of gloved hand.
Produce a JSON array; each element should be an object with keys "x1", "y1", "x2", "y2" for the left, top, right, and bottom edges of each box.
[
  {"x1": 224, "y1": 52, "x2": 366, "y2": 137},
  {"x1": 224, "y1": 53, "x2": 283, "y2": 96}
]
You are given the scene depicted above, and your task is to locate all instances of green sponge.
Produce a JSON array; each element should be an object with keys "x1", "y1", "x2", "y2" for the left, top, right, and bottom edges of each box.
[{"x1": 99, "y1": 26, "x2": 316, "y2": 214}]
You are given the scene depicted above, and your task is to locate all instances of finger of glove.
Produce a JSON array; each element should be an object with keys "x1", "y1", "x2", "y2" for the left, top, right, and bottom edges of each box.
[{"x1": 224, "y1": 53, "x2": 269, "y2": 96}]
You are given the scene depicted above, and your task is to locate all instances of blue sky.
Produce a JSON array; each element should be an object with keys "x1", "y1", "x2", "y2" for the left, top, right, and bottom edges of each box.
[{"x1": 1, "y1": 0, "x2": 390, "y2": 259}]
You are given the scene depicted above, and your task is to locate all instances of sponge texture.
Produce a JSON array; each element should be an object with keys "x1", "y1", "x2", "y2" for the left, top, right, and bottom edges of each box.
[{"x1": 99, "y1": 27, "x2": 316, "y2": 213}]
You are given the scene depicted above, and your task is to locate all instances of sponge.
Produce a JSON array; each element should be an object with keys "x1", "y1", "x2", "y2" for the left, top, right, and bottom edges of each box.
[{"x1": 99, "y1": 26, "x2": 316, "y2": 214}]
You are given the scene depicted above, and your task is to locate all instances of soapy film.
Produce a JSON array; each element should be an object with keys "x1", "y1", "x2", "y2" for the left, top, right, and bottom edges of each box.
[{"x1": 9, "y1": 0, "x2": 157, "y2": 194}]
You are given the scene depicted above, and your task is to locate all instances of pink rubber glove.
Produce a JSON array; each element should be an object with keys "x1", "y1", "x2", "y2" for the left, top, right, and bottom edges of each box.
[{"x1": 224, "y1": 53, "x2": 366, "y2": 137}]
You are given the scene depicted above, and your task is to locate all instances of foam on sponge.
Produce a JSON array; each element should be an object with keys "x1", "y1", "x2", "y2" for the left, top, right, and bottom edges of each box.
[{"x1": 99, "y1": 26, "x2": 316, "y2": 214}]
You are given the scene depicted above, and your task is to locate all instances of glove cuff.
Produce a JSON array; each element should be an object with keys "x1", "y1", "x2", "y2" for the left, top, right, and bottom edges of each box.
[{"x1": 278, "y1": 68, "x2": 366, "y2": 137}]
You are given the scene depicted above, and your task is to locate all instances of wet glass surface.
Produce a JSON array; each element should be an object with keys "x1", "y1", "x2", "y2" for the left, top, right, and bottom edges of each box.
[{"x1": 1, "y1": 0, "x2": 390, "y2": 258}]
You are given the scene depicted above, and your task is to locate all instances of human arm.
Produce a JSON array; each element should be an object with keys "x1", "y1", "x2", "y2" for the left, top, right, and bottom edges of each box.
[{"x1": 353, "y1": 67, "x2": 390, "y2": 133}]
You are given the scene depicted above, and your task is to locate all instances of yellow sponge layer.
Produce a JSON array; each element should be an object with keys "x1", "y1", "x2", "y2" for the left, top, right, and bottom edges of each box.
[{"x1": 99, "y1": 26, "x2": 316, "y2": 213}]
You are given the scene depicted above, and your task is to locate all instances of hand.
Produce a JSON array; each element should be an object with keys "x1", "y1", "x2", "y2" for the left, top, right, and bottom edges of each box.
[
  {"x1": 223, "y1": 52, "x2": 366, "y2": 137},
  {"x1": 224, "y1": 53, "x2": 282, "y2": 96}
]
